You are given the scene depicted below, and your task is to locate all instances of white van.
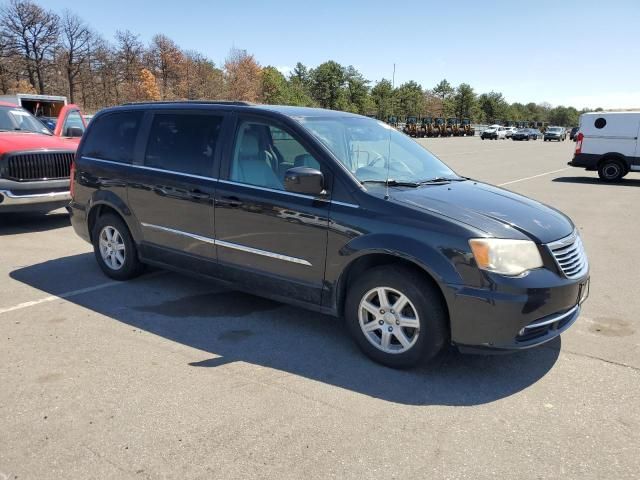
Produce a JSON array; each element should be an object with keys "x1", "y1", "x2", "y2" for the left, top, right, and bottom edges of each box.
[{"x1": 569, "y1": 111, "x2": 640, "y2": 181}]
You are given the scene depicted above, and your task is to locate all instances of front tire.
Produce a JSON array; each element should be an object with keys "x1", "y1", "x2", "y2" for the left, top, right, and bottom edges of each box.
[
  {"x1": 92, "y1": 213, "x2": 144, "y2": 280},
  {"x1": 345, "y1": 265, "x2": 448, "y2": 368}
]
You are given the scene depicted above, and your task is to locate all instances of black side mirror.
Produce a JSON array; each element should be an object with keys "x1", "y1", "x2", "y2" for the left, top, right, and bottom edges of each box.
[
  {"x1": 284, "y1": 167, "x2": 324, "y2": 196},
  {"x1": 66, "y1": 127, "x2": 84, "y2": 137}
]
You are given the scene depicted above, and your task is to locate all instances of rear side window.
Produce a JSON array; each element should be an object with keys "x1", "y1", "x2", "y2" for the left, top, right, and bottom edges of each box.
[
  {"x1": 82, "y1": 111, "x2": 143, "y2": 164},
  {"x1": 144, "y1": 113, "x2": 223, "y2": 177}
]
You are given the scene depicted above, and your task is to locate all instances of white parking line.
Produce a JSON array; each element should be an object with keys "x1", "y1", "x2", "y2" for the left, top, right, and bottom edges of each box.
[
  {"x1": 498, "y1": 167, "x2": 571, "y2": 186},
  {"x1": 0, "y1": 271, "x2": 165, "y2": 316},
  {"x1": 437, "y1": 147, "x2": 517, "y2": 156},
  {"x1": 0, "y1": 280, "x2": 122, "y2": 315}
]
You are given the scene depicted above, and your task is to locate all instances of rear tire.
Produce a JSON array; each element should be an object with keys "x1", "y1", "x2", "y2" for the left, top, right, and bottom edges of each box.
[
  {"x1": 92, "y1": 213, "x2": 144, "y2": 280},
  {"x1": 345, "y1": 265, "x2": 448, "y2": 368},
  {"x1": 598, "y1": 158, "x2": 626, "y2": 182}
]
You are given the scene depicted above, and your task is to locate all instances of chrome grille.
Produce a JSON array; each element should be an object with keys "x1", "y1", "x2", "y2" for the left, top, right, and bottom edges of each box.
[
  {"x1": 4, "y1": 151, "x2": 74, "y2": 181},
  {"x1": 548, "y1": 231, "x2": 588, "y2": 279}
]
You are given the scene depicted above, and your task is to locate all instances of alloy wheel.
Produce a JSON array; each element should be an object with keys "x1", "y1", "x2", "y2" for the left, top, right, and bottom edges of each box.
[
  {"x1": 358, "y1": 287, "x2": 420, "y2": 354},
  {"x1": 99, "y1": 225, "x2": 126, "y2": 270}
]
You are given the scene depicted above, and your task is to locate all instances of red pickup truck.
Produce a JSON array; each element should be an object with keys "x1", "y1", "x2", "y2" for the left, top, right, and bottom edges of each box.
[{"x1": 0, "y1": 102, "x2": 86, "y2": 213}]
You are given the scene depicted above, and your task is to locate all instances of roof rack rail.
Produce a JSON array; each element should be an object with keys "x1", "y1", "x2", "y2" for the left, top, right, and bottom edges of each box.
[{"x1": 122, "y1": 100, "x2": 253, "y2": 106}]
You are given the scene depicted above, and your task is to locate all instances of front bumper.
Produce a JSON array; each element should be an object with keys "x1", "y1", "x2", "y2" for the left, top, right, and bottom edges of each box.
[
  {"x1": 445, "y1": 268, "x2": 589, "y2": 352},
  {"x1": 0, "y1": 178, "x2": 71, "y2": 212}
]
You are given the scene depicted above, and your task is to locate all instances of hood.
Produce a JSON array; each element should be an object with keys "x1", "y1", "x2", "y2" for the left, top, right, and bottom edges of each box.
[
  {"x1": 389, "y1": 180, "x2": 574, "y2": 244},
  {"x1": 0, "y1": 132, "x2": 79, "y2": 154}
]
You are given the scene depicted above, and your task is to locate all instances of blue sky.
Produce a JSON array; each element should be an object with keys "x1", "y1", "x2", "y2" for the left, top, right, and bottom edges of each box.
[{"x1": 44, "y1": 0, "x2": 640, "y2": 109}]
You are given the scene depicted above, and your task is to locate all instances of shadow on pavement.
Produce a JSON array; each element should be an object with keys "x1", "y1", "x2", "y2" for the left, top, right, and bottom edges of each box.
[
  {"x1": 0, "y1": 210, "x2": 70, "y2": 236},
  {"x1": 553, "y1": 176, "x2": 640, "y2": 187},
  {"x1": 10, "y1": 253, "x2": 561, "y2": 406}
]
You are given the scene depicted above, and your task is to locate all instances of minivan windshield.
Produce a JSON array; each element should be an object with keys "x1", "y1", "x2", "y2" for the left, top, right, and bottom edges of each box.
[
  {"x1": 0, "y1": 106, "x2": 52, "y2": 135},
  {"x1": 547, "y1": 127, "x2": 562, "y2": 132},
  {"x1": 298, "y1": 116, "x2": 458, "y2": 183}
]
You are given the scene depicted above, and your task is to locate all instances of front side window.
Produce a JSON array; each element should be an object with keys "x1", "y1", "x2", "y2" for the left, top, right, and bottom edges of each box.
[
  {"x1": 145, "y1": 113, "x2": 223, "y2": 176},
  {"x1": 230, "y1": 120, "x2": 320, "y2": 190},
  {"x1": 0, "y1": 106, "x2": 51, "y2": 135},
  {"x1": 82, "y1": 111, "x2": 143, "y2": 164},
  {"x1": 298, "y1": 116, "x2": 457, "y2": 183}
]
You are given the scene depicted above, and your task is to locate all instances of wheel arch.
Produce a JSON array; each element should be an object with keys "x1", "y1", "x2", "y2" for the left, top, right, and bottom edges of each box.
[
  {"x1": 87, "y1": 195, "x2": 140, "y2": 244},
  {"x1": 597, "y1": 152, "x2": 629, "y2": 171},
  {"x1": 334, "y1": 251, "x2": 453, "y2": 332}
]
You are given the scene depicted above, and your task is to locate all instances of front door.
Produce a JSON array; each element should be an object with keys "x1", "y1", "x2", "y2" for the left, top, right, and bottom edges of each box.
[
  {"x1": 127, "y1": 110, "x2": 227, "y2": 274},
  {"x1": 214, "y1": 115, "x2": 331, "y2": 305}
]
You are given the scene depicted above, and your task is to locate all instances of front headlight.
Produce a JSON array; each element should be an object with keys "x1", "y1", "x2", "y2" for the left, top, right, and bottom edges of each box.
[{"x1": 469, "y1": 238, "x2": 543, "y2": 276}]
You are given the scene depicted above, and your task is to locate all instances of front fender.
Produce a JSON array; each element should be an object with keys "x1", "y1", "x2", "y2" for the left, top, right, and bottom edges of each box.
[{"x1": 339, "y1": 233, "x2": 463, "y2": 286}]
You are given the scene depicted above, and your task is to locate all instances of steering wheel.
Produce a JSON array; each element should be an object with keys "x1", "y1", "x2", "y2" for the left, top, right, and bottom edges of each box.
[
  {"x1": 367, "y1": 154, "x2": 414, "y2": 176},
  {"x1": 367, "y1": 153, "x2": 387, "y2": 168}
]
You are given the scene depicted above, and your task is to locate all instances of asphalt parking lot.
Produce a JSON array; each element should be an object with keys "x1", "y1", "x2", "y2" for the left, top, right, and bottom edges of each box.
[{"x1": 1, "y1": 137, "x2": 639, "y2": 479}]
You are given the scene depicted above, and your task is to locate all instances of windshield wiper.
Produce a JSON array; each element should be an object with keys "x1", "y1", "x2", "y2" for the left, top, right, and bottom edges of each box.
[
  {"x1": 418, "y1": 176, "x2": 466, "y2": 184},
  {"x1": 360, "y1": 179, "x2": 421, "y2": 187}
]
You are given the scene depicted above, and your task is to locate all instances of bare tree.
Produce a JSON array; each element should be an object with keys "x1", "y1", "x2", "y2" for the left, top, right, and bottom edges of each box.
[
  {"x1": 1, "y1": 0, "x2": 59, "y2": 93},
  {"x1": 147, "y1": 34, "x2": 184, "y2": 99},
  {"x1": 224, "y1": 47, "x2": 262, "y2": 102},
  {"x1": 183, "y1": 51, "x2": 223, "y2": 100},
  {"x1": 0, "y1": 30, "x2": 14, "y2": 93},
  {"x1": 114, "y1": 29, "x2": 143, "y2": 100},
  {"x1": 58, "y1": 9, "x2": 91, "y2": 103}
]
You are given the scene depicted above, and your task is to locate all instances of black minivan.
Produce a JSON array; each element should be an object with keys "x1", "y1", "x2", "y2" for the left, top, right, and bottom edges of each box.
[{"x1": 69, "y1": 102, "x2": 589, "y2": 367}]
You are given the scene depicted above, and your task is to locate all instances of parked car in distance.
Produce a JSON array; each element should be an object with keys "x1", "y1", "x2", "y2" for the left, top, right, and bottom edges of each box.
[
  {"x1": 512, "y1": 128, "x2": 540, "y2": 141},
  {"x1": 69, "y1": 101, "x2": 589, "y2": 368},
  {"x1": 505, "y1": 126, "x2": 517, "y2": 138},
  {"x1": 0, "y1": 102, "x2": 86, "y2": 213},
  {"x1": 569, "y1": 126, "x2": 579, "y2": 141},
  {"x1": 544, "y1": 126, "x2": 566, "y2": 141},
  {"x1": 568, "y1": 111, "x2": 640, "y2": 182},
  {"x1": 480, "y1": 124, "x2": 507, "y2": 140},
  {"x1": 39, "y1": 116, "x2": 58, "y2": 132}
]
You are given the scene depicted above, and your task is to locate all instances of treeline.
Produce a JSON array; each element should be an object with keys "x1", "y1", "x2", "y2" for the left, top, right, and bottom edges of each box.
[{"x1": 1, "y1": 0, "x2": 592, "y2": 125}]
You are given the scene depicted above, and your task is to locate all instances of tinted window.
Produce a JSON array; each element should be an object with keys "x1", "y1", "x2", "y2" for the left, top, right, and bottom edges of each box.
[
  {"x1": 145, "y1": 113, "x2": 223, "y2": 176},
  {"x1": 230, "y1": 120, "x2": 320, "y2": 190},
  {"x1": 82, "y1": 111, "x2": 143, "y2": 164}
]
